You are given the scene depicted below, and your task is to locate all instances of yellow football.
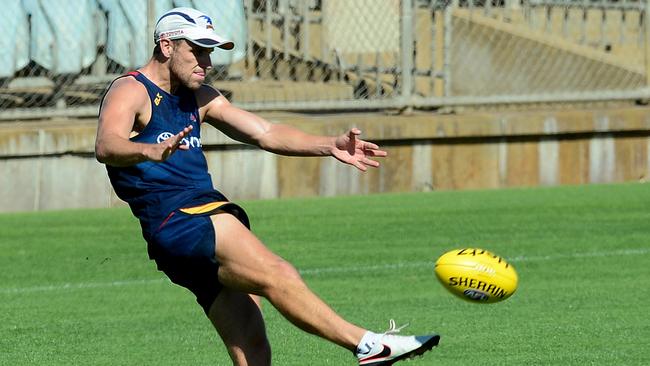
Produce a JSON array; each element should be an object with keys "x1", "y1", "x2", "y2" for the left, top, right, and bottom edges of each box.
[{"x1": 434, "y1": 248, "x2": 518, "y2": 303}]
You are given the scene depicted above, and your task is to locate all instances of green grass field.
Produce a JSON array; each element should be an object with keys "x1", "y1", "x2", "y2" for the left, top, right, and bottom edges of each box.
[{"x1": 2, "y1": 183, "x2": 650, "y2": 365}]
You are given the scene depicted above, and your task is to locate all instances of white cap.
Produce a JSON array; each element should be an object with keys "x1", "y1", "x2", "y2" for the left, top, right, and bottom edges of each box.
[{"x1": 154, "y1": 7, "x2": 234, "y2": 50}]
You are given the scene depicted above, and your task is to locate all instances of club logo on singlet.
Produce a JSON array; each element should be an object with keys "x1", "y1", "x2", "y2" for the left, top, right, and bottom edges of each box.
[{"x1": 157, "y1": 132, "x2": 202, "y2": 148}]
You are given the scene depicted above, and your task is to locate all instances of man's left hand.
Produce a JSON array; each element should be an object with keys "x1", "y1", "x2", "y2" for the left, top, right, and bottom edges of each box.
[{"x1": 332, "y1": 128, "x2": 388, "y2": 171}]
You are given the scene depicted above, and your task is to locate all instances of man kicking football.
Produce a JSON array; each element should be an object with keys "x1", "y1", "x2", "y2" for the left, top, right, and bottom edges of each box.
[{"x1": 95, "y1": 7, "x2": 439, "y2": 365}]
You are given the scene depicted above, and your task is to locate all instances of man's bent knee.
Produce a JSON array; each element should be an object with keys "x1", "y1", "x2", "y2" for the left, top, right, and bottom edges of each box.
[
  {"x1": 265, "y1": 256, "x2": 303, "y2": 281},
  {"x1": 259, "y1": 258, "x2": 308, "y2": 298}
]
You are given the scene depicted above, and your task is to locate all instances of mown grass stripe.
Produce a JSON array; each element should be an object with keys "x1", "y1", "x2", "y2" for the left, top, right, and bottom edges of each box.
[{"x1": 3, "y1": 247, "x2": 647, "y2": 295}]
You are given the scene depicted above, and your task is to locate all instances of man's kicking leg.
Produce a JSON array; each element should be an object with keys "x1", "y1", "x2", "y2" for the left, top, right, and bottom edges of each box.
[
  {"x1": 211, "y1": 213, "x2": 365, "y2": 350},
  {"x1": 210, "y1": 213, "x2": 439, "y2": 365}
]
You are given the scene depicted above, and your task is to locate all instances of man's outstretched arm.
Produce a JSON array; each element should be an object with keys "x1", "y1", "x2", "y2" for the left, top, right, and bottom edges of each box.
[{"x1": 200, "y1": 87, "x2": 387, "y2": 171}]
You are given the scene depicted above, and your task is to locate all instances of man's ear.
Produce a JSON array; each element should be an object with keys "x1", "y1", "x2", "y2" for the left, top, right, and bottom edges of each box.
[{"x1": 159, "y1": 39, "x2": 174, "y2": 58}]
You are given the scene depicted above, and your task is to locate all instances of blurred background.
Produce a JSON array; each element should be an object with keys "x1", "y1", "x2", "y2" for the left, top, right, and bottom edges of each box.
[{"x1": 2, "y1": 0, "x2": 650, "y2": 212}]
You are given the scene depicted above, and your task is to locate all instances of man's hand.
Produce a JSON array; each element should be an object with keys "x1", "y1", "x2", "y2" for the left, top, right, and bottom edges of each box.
[
  {"x1": 332, "y1": 128, "x2": 387, "y2": 171},
  {"x1": 144, "y1": 125, "x2": 193, "y2": 162}
]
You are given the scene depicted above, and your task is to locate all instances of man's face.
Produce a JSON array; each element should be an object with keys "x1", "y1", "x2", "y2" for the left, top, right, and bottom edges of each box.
[{"x1": 166, "y1": 39, "x2": 213, "y2": 90}]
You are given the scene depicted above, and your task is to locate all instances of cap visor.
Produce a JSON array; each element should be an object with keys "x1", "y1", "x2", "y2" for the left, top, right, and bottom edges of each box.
[{"x1": 188, "y1": 38, "x2": 234, "y2": 50}]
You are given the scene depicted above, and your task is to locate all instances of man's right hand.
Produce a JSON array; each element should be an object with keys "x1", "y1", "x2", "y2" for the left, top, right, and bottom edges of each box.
[{"x1": 145, "y1": 125, "x2": 194, "y2": 162}]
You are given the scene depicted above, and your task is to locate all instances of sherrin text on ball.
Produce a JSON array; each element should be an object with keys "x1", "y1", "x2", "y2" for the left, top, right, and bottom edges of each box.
[{"x1": 434, "y1": 248, "x2": 518, "y2": 303}]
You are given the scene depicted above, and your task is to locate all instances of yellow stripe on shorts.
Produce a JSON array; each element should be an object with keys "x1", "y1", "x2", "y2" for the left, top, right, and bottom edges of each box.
[{"x1": 179, "y1": 201, "x2": 229, "y2": 215}]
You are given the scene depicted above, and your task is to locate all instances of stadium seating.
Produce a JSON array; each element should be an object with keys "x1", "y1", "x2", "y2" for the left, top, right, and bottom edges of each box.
[
  {"x1": 0, "y1": 0, "x2": 645, "y2": 113},
  {"x1": 0, "y1": 0, "x2": 29, "y2": 80},
  {"x1": 99, "y1": 0, "x2": 173, "y2": 70},
  {"x1": 0, "y1": 0, "x2": 247, "y2": 109},
  {"x1": 22, "y1": 0, "x2": 100, "y2": 75}
]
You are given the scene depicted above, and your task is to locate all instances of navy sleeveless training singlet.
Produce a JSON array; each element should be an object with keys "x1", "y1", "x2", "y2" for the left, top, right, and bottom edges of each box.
[{"x1": 105, "y1": 71, "x2": 227, "y2": 239}]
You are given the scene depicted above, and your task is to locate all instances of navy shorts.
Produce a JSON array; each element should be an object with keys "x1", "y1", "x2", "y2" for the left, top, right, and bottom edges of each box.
[{"x1": 147, "y1": 201, "x2": 249, "y2": 313}]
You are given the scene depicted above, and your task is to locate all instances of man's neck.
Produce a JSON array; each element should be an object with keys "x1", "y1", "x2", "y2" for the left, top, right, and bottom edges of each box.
[{"x1": 138, "y1": 60, "x2": 179, "y2": 94}]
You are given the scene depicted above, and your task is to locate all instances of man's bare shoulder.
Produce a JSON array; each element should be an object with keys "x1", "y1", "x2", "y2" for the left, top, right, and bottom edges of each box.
[
  {"x1": 101, "y1": 75, "x2": 148, "y2": 112},
  {"x1": 106, "y1": 76, "x2": 147, "y2": 99}
]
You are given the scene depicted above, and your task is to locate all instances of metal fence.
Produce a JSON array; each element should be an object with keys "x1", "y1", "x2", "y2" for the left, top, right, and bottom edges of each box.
[{"x1": 1, "y1": 0, "x2": 648, "y2": 120}]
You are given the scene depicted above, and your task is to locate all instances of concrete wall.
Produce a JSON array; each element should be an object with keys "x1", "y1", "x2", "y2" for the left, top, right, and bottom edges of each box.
[{"x1": 1, "y1": 107, "x2": 650, "y2": 212}]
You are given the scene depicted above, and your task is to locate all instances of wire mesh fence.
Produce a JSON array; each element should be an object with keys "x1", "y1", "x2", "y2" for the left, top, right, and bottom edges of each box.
[{"x1": 1, "y1": 0, "x2": 648, "y2": 120}]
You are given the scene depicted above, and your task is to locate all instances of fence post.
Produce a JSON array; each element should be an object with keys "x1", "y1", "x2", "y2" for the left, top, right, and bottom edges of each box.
[
  {"x1": 646, "y1": 0, "x2": 650, "y2": 89},
  {"x1": 147, "y1": 0, "x2": 156, "y2": 55},
  {"x1": 443, "y1": 0, "x2": 458, "y2": 97},
  {"x1": 401, "y1": 0, "x2": 414, "y2": 108}
]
